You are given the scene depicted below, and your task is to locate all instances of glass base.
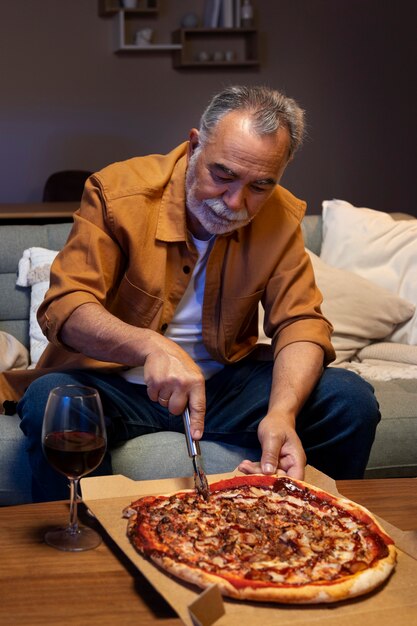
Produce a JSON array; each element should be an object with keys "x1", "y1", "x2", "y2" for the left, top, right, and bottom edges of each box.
[{"x1": 45, "y1": 525, "x2": 102, "y2": 552}]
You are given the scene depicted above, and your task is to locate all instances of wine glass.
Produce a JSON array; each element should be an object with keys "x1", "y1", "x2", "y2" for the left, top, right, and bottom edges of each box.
[{"x1": 42, "y1": 384, "x2": 107, "y2": 551}]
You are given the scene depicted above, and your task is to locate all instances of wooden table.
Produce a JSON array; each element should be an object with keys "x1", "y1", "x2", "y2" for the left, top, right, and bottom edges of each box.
[
  {"x1": 0, "y1": 478, "x2": 415, "y2": 625},
  {"x1": 0, "y1": 202, "x2": 77, "y2": 223}
]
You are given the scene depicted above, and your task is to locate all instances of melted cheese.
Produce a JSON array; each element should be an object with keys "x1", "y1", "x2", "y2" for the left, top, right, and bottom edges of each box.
[{"x1": 135, "y1": 479, "x2": 388, "y2": 587}]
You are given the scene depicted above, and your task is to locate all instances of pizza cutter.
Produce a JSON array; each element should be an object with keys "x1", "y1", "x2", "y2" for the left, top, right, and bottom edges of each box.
[{"x1": 182, "y1": 407, "x2": 210, "y2": 500}]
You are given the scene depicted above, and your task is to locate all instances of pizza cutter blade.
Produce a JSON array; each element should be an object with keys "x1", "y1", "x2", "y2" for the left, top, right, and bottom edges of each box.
[{"x1": 182, "y1": 407, "x2": 210, "y2": 500}]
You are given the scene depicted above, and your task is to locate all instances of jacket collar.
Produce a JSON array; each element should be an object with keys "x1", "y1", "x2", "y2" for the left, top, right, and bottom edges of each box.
[{"x1": 156, "y1": 150, "x2": 188, "y2": 242}]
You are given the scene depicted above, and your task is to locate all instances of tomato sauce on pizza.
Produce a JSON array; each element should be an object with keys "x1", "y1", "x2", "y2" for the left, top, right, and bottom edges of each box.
[{"x1": 123, "y1": 475, "x2": 397, "y2": 604}]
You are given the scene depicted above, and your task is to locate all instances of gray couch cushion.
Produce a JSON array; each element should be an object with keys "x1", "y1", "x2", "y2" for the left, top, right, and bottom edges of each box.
[
  {"x1": 365, "y1": 379, "x2": 417, "y2": 478},
  {"x1": 0, "y1": 415, "x2": 32, "y2": 505},
  {"x1": 0, "y1": 223, "x2": 71, "y2": 272},
  {"x1": 301, "y1": 214, "x2": 322, "y2": 255},
  {"x1": 0, "y1": 223, "x2": 72, "y2": 347}
]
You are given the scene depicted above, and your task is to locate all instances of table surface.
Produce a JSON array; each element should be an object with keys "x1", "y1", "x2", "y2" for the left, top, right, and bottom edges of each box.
[
  {"x1": 0, "y1": 202, "x2": 77, "y2": 222},
  {"x1": 0, "y1": 478, "x2": 415, "y2": 626}
]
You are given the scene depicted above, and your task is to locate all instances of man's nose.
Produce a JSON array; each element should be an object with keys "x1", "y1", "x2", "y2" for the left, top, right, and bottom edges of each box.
[{"x1": 223, "y1": 184, "x2": 246, "y2": 211}]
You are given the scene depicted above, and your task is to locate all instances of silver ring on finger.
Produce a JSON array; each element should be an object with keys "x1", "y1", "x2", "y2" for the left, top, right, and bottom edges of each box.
[{"x1": 158, "y1": 396, "x2": 169, "y2": 405}]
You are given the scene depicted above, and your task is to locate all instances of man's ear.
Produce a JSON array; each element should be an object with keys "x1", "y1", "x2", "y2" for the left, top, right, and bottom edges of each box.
[{"x1": 188, "y1": 128, "x2": 200, "y2": 158}]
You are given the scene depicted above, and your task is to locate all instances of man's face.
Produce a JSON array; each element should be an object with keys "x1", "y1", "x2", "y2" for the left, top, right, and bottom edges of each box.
[{"x1": 185, "y1": 112, "x2": 291, "y2": 239}]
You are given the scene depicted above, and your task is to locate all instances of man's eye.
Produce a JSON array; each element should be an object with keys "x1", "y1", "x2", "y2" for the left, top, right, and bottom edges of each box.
[
  {"x1": 213, "y1": 173, "x2": 232, "y2": 183},
  {"x1": 251, "y1": 185, "x2": 268, "y2": 193}
]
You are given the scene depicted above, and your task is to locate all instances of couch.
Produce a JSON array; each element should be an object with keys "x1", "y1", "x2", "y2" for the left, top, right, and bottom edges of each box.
[{"x1": 1, "y1": 203, "x2": 416, "y2": 505}]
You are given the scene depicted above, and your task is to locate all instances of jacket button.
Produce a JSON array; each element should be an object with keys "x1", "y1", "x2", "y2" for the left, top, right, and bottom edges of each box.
[
  {"x1": 183, "y1": 265, "x2": 191, "y2": 274},
  {"x1": 161, "y1": 323, "x2": 168, "y2": 332}
]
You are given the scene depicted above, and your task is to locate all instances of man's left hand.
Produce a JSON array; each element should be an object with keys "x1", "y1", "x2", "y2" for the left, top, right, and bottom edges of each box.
[{"x1": 238, "y1": 413, "x2": 306, "y2": 480}]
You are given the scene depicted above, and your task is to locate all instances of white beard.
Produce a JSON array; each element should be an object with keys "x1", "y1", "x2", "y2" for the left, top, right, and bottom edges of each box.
[{"x1": 185, "y1": 152, "x2": 252, "y2": 236}]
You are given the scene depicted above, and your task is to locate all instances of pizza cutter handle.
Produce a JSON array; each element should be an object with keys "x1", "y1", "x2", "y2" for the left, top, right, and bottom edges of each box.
[{"x1": 182, "y1": 407, "x2": 201, "y2": 457}]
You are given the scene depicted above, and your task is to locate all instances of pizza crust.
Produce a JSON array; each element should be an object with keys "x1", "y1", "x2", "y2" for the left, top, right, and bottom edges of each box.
[
  {"x1": 149, "y1": 544, "x2": 396, "y2": 604},
  {"x1": 124, "y1": 475, "x2": 397, "y2": 604}
]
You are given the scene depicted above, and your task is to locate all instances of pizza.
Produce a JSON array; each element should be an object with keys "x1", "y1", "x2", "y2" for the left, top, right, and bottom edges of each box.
[{"x1": 123, "y1": 474, "x2": 397, "y2": 604}]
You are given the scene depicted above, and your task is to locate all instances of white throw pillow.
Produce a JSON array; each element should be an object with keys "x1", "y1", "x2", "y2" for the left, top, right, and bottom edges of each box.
[
  {"x1": 258, "y1": 251, "x2": 415, "y2": 365},
  {"x1": 308, "y1": 251, "x2": 415, "y2": 363},
  {"x1": 16, "y1": 247, "x2": 59, "y2": 366},
  {"x1": 320, "y1": 199, "x2": 417, "y2": 345}
]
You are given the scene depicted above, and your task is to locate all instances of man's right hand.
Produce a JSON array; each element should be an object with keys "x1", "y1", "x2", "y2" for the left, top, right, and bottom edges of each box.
[{"x1": 143, "y1": 341, "x2": 206, "y2": 439}]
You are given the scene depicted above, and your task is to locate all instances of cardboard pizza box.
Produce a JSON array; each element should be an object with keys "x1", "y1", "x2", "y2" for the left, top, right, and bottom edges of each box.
[{"x1": 81, "y1": 467, "x2": 417, "y2": 626}]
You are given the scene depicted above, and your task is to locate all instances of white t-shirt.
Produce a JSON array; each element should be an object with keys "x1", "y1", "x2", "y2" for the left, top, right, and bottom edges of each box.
[{"x1": 120, "y1": 234, "x2": 224, "y2": 385}]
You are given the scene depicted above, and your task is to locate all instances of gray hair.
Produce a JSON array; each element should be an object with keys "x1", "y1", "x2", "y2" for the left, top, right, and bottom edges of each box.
[{"x1": 199, "y1": 85, "x2": 305, "y2": 158}]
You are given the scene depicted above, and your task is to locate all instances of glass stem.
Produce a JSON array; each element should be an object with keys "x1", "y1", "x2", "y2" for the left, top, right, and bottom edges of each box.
[{"x1": 68, "y1": 478, "x2": 80, "y2": 534}]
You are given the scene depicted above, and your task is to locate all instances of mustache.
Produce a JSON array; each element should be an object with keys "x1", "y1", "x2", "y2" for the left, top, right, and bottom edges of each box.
[{"x1": 204, "y1": 198, "x2": 249, "y2": 222}]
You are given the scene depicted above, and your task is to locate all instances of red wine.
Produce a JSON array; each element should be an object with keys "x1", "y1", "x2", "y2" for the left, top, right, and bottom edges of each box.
[{"x1": 43, "y1": 431, "x2": 106, "y2": 478}]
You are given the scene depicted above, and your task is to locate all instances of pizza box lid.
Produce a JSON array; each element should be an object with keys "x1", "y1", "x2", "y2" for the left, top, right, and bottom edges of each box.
[{"x1": 81, "y1": 467, "x2": 417, "y2": 626}]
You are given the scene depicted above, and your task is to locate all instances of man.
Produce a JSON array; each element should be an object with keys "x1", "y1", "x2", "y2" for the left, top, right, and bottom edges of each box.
[{"x1": 17, "y1": 85, "x2": 380, "y2": 501}]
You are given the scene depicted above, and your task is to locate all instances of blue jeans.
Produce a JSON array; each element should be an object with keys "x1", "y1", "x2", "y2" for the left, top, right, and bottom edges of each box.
[{"x1": 18, "y1": 362, "x2": 380, "y2": 501}]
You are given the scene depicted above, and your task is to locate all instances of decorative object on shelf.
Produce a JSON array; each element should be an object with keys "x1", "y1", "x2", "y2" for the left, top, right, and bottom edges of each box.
[
  {"x1": 196, "y1": 50, "x2": 211, "y2": 63},
  {"x1": 213, "y1": 50, "x2": 225, "y2": 62},
  {"x1": 181, "y1": 12, "x2": 199, "y2": 29},
  {"x1": 135, "y1": 27, "x2": 153, "y2": 46},
  {"x1": 203, "y1": 0, "x2": 222, "y2": 28},
  {"x1": 225, "y1": 49, "x2": 235, "y2": 62},
  {"x1": 234, "y1": 0, "x2": 241, "y2": 28},
  {"x1": 203, "y1": 0, "x2": 253, "y2": 29},
  {"x1": 221, "y1": 0, "x2": 234, "y2": 28},
  {"x1": 98, "y1": 0, "x2": 159, "y2": 16},
  {"x1": 241, "y1": 0, "x2": 254, "y2": 27}
]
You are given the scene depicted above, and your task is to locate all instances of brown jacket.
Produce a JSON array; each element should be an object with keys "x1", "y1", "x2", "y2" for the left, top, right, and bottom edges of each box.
[{"x1": 0, "y1": 142, "x2": 335, "y2": 406}]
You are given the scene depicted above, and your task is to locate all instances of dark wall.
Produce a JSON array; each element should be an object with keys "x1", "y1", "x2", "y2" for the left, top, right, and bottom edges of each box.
[{"x1": 1, "y1": 0, "x2": 415, "y2": 215}]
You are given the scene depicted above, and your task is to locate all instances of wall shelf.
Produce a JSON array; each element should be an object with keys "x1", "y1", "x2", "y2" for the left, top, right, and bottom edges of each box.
[
  {"x1": 173, "y1": 28, "x2": 259, "y2": 68},
  {"x1": 98, "y1": 2, "x2": 260, "y2": 67},
  {"x1": 99, "y1": 0, "x2": 158, "y2": 16},
  {"x1": 117, "y1": 43, "x2": 182, "y2": 52},
  {"x1": 114, "y1": 10, "x2": 180, "y2": 52}
]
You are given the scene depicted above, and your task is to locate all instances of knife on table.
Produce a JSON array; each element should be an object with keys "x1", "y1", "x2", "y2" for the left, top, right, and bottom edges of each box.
[{"x1": 182, "y1": 407, "x2": 210, "y2": 500}]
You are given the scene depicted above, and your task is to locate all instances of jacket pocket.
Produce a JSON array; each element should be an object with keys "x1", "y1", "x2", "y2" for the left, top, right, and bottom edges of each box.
[
  {"x1": 220, "y1": 290, "x2": 264, "y2": 356},
  {"x1": 111, "y1": 273, "x2": 163, "y2": 328}
]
